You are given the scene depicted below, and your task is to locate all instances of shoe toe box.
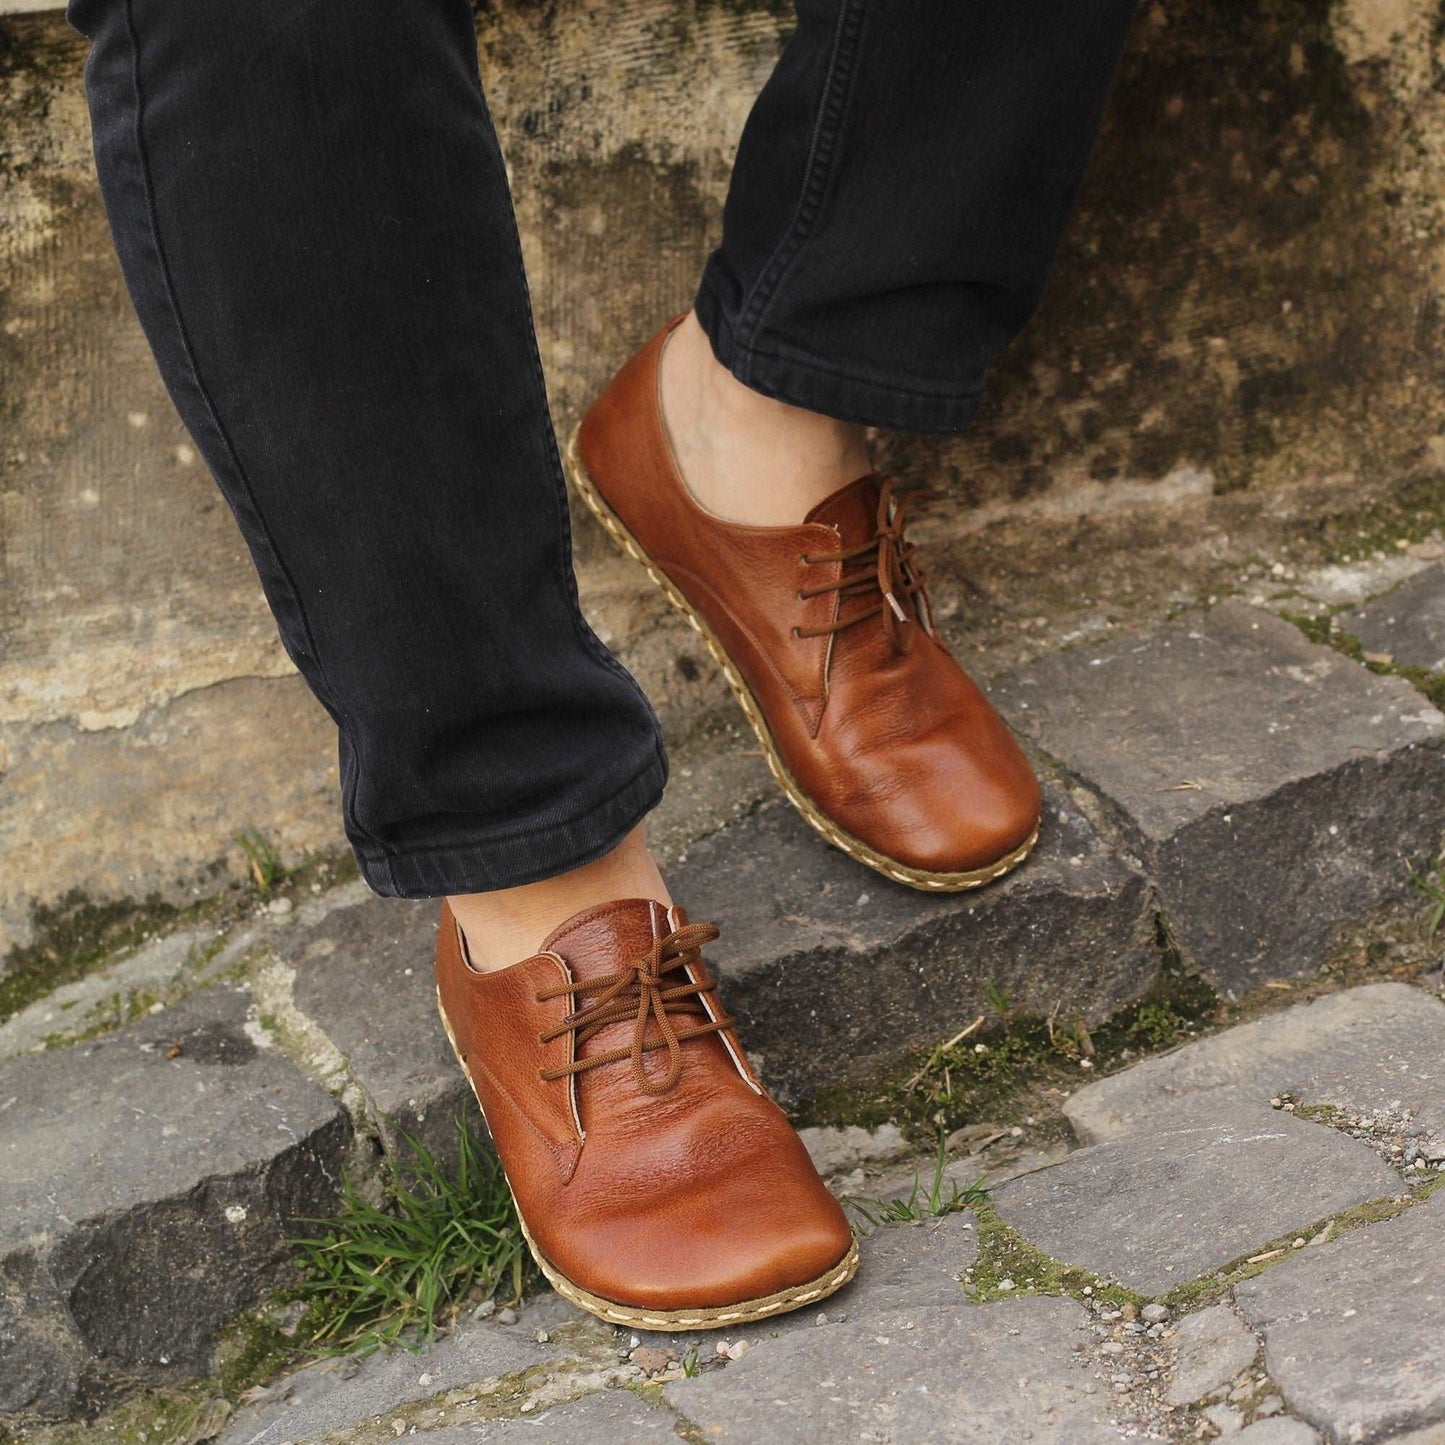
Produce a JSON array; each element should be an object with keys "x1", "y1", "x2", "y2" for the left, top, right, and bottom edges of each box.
[{"x1": 533, "y1": 1101, "x2": 855, "y2": 1317}]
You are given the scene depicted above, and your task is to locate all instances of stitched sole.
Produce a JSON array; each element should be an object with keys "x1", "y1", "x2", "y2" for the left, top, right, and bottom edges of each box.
[
  {"x1": 564, "y1": 426, "x2": 1039, "y2": 893},
  {"x1": 435, "y1": 992, "x2": 861, "y2": 1331}
]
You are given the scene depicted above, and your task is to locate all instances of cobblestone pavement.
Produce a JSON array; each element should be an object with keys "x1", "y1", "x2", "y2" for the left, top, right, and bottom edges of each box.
[
  {"x1": 3, "y1": 570, "x2": 1444, "y2": 1441},
  {"x1": 193, "y1": 979, "x2": 1444, "y2": 1445}
]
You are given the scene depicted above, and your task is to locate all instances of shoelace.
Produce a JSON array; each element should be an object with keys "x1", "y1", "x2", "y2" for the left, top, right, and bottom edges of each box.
[
  {"x1": 535, "y1": 922, "x2": 733, "y2": 1095},
  {"x1": 794, "y1": 478, "x2": 936, "y2": 655}
]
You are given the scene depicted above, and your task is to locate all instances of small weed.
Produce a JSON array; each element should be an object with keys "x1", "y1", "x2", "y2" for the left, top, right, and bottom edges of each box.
[
  {"x1": 236, "y1": 830, "x2": 285, "y2": 896},
  {"x1": 291, "y1": 1121, "x2": 528, "y2": 1355},
  {"x1": 1126, "y1": 1001, "x2": 1185, "y2": 1049},
  {"x1": 983, "y1": 982, "x2": 1012, "y2": 1017},
  {"x1": 1279, "y1": 610, "x2": 1335, "y2": 647},
  {"x1": 1407, "y1": 853, "x2": 1445, "y2": 943},
  {"x1": 681, "y1": 1347, "x2": 702, "y2": 1378},
  {"x1": 846, "y1": 1140, "x2": 989, "y2": 1228}
]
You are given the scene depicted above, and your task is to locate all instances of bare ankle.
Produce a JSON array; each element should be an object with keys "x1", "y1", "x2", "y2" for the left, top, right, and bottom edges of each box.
[
  {"x1": 447, "y1": 825, "x2": 670, "y2": 973},
  {"x1": 660, "y1": 312, "x2": 871, "y2": 526}
]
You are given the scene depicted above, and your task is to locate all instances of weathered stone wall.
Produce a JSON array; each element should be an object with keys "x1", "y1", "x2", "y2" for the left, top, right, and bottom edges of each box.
[{"x1": 2, "y1": 0, "x2": 1442, "y2": 953}]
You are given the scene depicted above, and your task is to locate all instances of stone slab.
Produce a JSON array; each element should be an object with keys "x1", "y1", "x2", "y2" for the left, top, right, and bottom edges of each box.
[
  {"x1": 1234, "y1": 1197, "x2": 1445, "y2": 1444},
  {"x1": 0, "y1": 986, "x2": 350, "y2": 1419},
  {"x1": 670, "y1": 780, "x2": 1160, "y2": 1111},
  {"x1": 410, "y1": 1390, "x2": 682, "y2": 1442},
  {"x1": 217, "y1": 1318, "x2": 550, "y2": 1445},
  {"x1": 1343, "y1": 563, "x2": 1445, "y2": 673},
  {"x1": 799, "y1": 1123, "x2": 910, "y2": 1178},
  {"x1": 1167, "y1": 1303, "x2": 1259, "y2": 1404},
  {"x1": 632, "y1": 1212, "x2": 978, "y2": 1356},
  {"x1": 994, "y1": 1099, "x2": 1403, "y2": 1296},
  {"x1": 1234, "y1": 1421, "x2": 1322, "y2": 1445},
  {"x1": 1064, "y1": 982, "x2": 1445, "y2": 1146},
  {"x1": 990, "y1": 602, "x2": 1445, "y2": 991},
  {"x1": 281, "y1": 896, "x2": 469, "y2": 1163},
  {"x1": 664, "y1": 1295, "x2": 1120, "y2": 1443}
]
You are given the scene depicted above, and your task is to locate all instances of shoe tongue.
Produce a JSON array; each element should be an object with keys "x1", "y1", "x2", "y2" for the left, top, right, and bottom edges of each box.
[
  {"x1": 539, "y1": 899, "x2": 698, "y2": 1092},
  {"x1": 539, "y1": 898, "x2": 676, "y2": 984},
  {"x1": 803, "y1": 474, "x2": 880, "y2": 548}
]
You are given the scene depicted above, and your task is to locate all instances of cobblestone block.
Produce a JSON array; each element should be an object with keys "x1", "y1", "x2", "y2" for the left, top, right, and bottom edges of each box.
[
  {"x1": 0, "y1": 987, "x2": 349, "y2": 1419},
  {"x1": 993, "y1": 1099, "x2": 1402, "y2": 1295},
  {"x1": 1063, "y1": 982, "x2": 1445, "y2": 1146},
  {"x1": 992, "y1": 602, "x2": 1445, "y2": 991},
  {"x1": 1343, "y1": 563, "x2": 1445, "y2": 672},
  {"x1": 1235, "y1": 1197, "x2": 1445, "y2": 1444}
]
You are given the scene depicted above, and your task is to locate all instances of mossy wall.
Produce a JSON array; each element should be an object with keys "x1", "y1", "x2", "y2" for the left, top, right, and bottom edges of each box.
[{"x1": 2, "y1": 0, "x2": 1442, "y2": 952}]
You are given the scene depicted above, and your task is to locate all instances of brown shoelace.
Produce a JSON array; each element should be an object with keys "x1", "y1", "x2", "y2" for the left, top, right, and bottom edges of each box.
[
  {"x1": 535, "y1": 922, "x2": 733, "y2": 1095},
  {"x1": 794, "y1": 477, "x2": 936, "y2": 655}
]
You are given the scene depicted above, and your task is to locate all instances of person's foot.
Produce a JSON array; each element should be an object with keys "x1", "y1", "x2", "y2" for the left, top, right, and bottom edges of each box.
[
  {"x1": 435, "y1": 896, "x2": 858, "y2": 1328},
  {"x1": 569, "y1": 315, "x2": 1041, "y2": 891},
  {"x1": 447, "y1": 824, "x2": 666, "y2": 973},
  {"x1": 658, "y1": 310, "x2": 871, "y2": 525}
]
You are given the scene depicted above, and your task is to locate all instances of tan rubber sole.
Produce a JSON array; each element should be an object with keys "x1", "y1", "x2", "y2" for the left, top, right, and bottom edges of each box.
[
  {"x1": 436, "y1": 992, "x2": 861, "y2": 1331},
  {"x1": 564, "y1": 426, "x2": 1039, "y2": 892}
]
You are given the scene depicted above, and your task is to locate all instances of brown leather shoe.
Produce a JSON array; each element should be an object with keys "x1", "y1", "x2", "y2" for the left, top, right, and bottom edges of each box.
[
  {"x1": 569, "y1": 317, "x2": 1041, "y2": 891},
  {"x1": 434, "y1": 897, "x2": 858, "y2": 1330}
]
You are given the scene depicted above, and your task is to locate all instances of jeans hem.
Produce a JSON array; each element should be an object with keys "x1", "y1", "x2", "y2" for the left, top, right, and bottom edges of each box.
[
  {"x1": 352, "y1": 744, "x2": 669, "y2": 899},
  {"x1": 696, "y1": 280, "x2": 984, "y2": 436}
]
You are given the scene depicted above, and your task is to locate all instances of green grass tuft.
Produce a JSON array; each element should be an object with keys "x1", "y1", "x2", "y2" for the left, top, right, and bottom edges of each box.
[
  {"x1": 845, "y1": 1139, "x2": 989, "y2": 1228},
  {"x1": 291, "y1": 1120, "x2": 528, "y2": 1355},
  {"x1": 236, "y1": 830, "x2": 285, "y2": 895},
  {"x1": 1407, "y1": 852, "x2": 1445, "y2": 943}
]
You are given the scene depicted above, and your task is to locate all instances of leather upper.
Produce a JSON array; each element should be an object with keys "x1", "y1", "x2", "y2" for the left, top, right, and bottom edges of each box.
[
  {"x1": 577, "y1": 318, "x2": 1041, "y2": 875},
  {"x1": 435, "y1": 898, "x2": 853, "y2": 1311}
]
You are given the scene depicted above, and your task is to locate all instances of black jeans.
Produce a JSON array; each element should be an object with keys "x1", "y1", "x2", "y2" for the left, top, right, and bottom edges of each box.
[{"x1": 66, "y1": 0, "x2": 1135, "y2": 898}]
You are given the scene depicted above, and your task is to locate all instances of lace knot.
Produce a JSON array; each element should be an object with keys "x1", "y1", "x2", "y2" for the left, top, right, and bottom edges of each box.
[{"x1": 536, "y1": 922, "x2": 731, "y2": 1096}]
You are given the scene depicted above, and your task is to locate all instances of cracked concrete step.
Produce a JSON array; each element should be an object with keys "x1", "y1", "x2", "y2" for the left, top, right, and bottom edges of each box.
[
  {"x1": 1342, "y1": 562, "x2": 1445, "y2": 672},
  {"x1": 1063, "y1": 981, "x2": 1445, "y2": 1149},
  {"x1": 992, "y1": 1095, "x2": 1405, "y2": 1296},
  {"x1": 1234, "y1": 1194, "x2": 1444, "y2": 1444},
  {"x1": 989, "y1": 601, "x2": 1445, "y2": 993},
  {"x1": 0, "y1": 986, "x2": 352, "y2": 1421}
]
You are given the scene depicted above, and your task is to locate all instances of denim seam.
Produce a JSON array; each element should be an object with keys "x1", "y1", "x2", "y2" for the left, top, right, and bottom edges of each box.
[
  {"x1": 732, "y1": 337, "x2": 990, "y2": 404},
  {"x1": 733, "y1": 0, "x2": 870, "y2": 368},
  {"x1": 119, "y1": 0, "x2": 379, "y2": 853},
  {"x1": 477, "y1": 108, "x2": 669, "y2": 767}
]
